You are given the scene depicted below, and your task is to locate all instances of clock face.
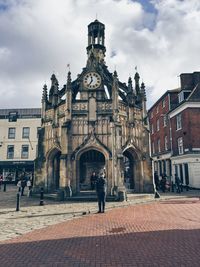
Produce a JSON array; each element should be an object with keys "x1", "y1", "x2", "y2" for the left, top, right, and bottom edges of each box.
[{"x1": 83, "y1": 72, "x2": 101, "y2": 89}]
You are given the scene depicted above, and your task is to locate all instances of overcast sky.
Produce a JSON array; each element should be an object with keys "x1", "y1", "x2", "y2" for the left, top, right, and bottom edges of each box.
[{"x1": 0, "y1": 0, "x2": 200, "y2": 109}]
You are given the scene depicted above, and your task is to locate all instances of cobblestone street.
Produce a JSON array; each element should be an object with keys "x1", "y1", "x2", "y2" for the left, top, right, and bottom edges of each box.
[{"x1": 0, "y1": 185, "x2": 200, "y2": 266}]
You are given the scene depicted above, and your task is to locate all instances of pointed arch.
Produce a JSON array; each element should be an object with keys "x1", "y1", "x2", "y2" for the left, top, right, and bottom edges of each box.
[
  {"x1": 46, "y1": 147, "x2": 61, "y2": 191},
  {"x1": 122, "y1": 144, "x2": 142, "y2": 192}
]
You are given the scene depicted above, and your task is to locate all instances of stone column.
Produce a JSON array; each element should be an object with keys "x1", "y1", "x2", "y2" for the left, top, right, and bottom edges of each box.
[{"x1": 59, "y1": 154, "x2": 67, "y2": 188}]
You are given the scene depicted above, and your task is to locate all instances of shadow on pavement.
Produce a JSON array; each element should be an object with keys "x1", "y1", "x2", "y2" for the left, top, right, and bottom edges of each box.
[{"x1": 0, "y1": 228, "x2": 200, "y2": 267}]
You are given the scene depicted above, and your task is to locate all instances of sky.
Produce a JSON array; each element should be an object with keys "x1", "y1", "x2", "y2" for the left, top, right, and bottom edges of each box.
[{"x1": 0, "y1": 0, "x2": 200, "y2": 109}]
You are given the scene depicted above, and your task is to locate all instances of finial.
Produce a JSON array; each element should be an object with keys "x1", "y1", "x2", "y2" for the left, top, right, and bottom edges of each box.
[
  {"x1": 113, "y1": 70, "x2": 118, "y2": 78},
  {"x1": 67, "y1": 71, "x2": 71, "y2": 84},
  {"x1": 42, "y1": 84, "x2": 48, "y2": 102},
  {"x1": 67, "y1": 63, "x2": 70, "y2": 71},
  {"x1": 134, "y1": 71, "x2": 140, "y2": 81},
  {"x1": 51, "y1": 73, "x2": 56, "y2": 80},
  {"x1": 141, "y1": 82, "x2": 145, "y2": 89}
]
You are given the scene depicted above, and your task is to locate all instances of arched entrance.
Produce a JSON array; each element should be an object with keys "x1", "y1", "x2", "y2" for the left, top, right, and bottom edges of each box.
[
  {"x1": 79, "y1": 149, "x2": 105, "y2": 191},
  {"x1": 123, "y1": 147, "x2": 141, "y2": 192},
  {"x1": 47, "y1": 148, "x2": 61, "y2": 191}
]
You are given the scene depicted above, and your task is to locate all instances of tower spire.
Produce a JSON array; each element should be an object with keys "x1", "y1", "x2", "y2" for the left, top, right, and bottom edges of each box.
[{"x1": 86, "y1": 19, "x2": 106, "y2": 61}]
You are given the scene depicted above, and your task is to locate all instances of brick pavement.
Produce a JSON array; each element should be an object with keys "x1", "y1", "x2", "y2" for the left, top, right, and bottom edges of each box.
[
  {"x1": 0, "y1": 196, "x2": 200, "y2": 267},
  {"x1": 0, "y1": 185, "x2": 155, "y2": 241}
]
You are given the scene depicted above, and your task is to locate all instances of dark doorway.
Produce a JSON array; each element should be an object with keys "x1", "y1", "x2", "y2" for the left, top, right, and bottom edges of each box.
[
  {"x1": 184, "y1": 163, "x2": 189, "y2": 185},
  {"x1": 48, "y1": 149, "x2": 61, "y2": 191},
  {"x1": 79, "y1": 150, "x2": 105, "y2": 191},
  {"x1": 123, "y1": 150, "x2": 135, "y2": 190}
]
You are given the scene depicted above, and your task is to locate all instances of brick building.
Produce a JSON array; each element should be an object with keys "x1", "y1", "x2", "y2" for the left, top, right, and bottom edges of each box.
[
  {"x1": 148, "y1": 89, "x2": 179, "y2": 179},
  {"x1": 169, "y1": 72, "x2": 200, "y2": 188},
  {"x1": 148, "y1": 72, "x2": 200, "y2": 188}
]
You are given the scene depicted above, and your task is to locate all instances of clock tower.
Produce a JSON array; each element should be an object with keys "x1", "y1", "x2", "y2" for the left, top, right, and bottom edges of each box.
[{"x1": 35, "y1": 19, "x2": 153, "y2": 200}]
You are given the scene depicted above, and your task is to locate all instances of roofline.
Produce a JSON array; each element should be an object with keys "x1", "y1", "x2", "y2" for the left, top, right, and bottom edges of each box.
[{"x1": 148, "y1": 88, "x2": 180, "y2": 113}]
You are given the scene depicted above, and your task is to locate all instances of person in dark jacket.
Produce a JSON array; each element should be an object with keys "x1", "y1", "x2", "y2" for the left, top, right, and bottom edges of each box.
[
  {"x1": 154, "y1": 171, "x2": 159, "y2": 190},
  {"x1": 175, "y1": 173, "x2": 181, "y2": 193},
  {"x1": 96, "y1": 172, "x2": 107, "y2": 213},
  {"x1": 160, "y1": 173, "x2": 167, "y2": 193}
]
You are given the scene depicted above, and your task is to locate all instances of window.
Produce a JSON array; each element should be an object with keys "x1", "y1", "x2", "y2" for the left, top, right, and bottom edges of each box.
[
  {"x1": 176, "y1": 114, "x2": 182, "y2": 130},
  {"x1": 158, "y1": 139, "x2": 161, "y2": 153},
  {"x1": 162, "y1": 99, "x2": 165, "y2": 108},
  {"x1": 152, "y1": 142, "x2": 155, "y2": 154},
  {"x1": 8, "y1": 128, "x2": 16, "y2": 139},
  {"x1": 156, "y1": 106, "x2": 159, "y2": 113},
  {"x1": 22, "y1": 127, "x2": 30, "y2": 138},
  {"x1": 150, "y1": 112, "x2": 153, "y2": 119},
  {"x1": 164, "y1": 136, "x2": 168, "y2": 151},
  {"x1": 163, "y1": 115, "x2": 167, "y2": 127},
  {"x1": 7, "y1": 145, "x2": 14, "y2": 159},
  {"x1": 9, "y1": 112, "x2": 18, "y2": 122},
  {"x1": 178, "y1": 137, "x2": 183, "y2": 155},
  {"x1": 21, "y1": 145, "x2": 29, "y2": 159},
  {"x1": 156, "y1": 119, "x2": 160, "y2": 131},
  {"x1": 151, "y1": 124, "x2": 154, "y2": 134}
]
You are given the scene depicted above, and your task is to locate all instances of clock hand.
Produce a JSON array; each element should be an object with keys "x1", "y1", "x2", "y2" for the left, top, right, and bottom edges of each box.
[{"x1": 88, "y1": 77, "x2": 93, "y2": 85}]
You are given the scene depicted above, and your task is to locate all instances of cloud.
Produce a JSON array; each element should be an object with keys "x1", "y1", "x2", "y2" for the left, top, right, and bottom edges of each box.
[{"x1": 0, "y1": 0, "x2": 200, "y2": 109}]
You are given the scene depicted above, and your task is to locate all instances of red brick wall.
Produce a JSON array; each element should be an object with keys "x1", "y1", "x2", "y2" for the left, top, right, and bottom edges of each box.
[{"x1": 171, "y1": 107, "x2": 200, "y2": 155}]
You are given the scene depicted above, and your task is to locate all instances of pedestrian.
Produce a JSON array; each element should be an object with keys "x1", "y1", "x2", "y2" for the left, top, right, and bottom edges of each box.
[
  {"x1": 90, "y1": 171, "x2": 98, "y2": 190},
  {"x1": 96, "y1": 171, "x2": 107, "y2": 213},
  {"x1": 160, "y1": 173, "x2": 167, "y2": 193},
  {"x1": 21, "y1": 173, "x2": 26, "y2": 196},
  {"x1": 175, "y1": 173, "x2": 181, "y2": 193},
  {"x1": 0, "y1": 174, "x2": 3, "y2": 190},
  {"x1": 27, "y1": 179, "x2": 32, "y2": 197},
  {"x1": 154, "y1": 171, "x2": 159, "y2": 190},
  {"x1": 17, "y1": 179, "x2": 22, "y2": 192}
]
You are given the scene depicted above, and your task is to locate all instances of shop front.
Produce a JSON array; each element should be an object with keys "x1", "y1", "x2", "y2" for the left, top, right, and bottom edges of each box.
[{"x1": 0, "y1": 161, "x2": 34, "y2": 183}]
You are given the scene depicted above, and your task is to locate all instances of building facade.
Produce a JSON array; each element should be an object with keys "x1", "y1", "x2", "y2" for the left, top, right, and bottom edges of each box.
[
  {"x1": 148, "y1": 72, "x2": 200, "y2": 188},
  {"x1": 148, "y1": 89, "x2": 179, "y2": 178},
  {"x1": 0, "y1": 108, "x2": 41, "y2": 182},
  {"x1": 169, "y1": 72, "x2": 200, "y2": 188},
  {"x1": 34, "y1": 20, "x2": 153, "y2": 198}
]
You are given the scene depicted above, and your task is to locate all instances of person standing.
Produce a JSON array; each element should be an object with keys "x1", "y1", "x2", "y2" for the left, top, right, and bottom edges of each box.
[
  {"x1": 0, "y1": 174, "x2": 3, "y2": 190},
  {"x1": 154, "y1": 171, "x2": 159, "y2": 190},
  {"x1": 96, "y1": 172, "x2": 107, "y2": 213},
  {"x1": 175, "y1": 173, "x2": 181, "y2": 193},
  {"x1": 17, "y1": 179, "x2": 22, "y2": 192},
  {"x1": 27, "y1": 179, "x2": 32, "y2": 197},
  {"x1": 160, "y1": 174, "x2": 167, "y2": 193},
  {"x1": 21, "y1": 173, "x2": 26, "y2": 196},
  {"x1": 90, "y1": 172, "x2": 98, "y2": 190}
]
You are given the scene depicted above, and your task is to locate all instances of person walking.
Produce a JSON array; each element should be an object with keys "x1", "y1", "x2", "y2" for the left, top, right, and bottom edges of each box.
[
  {"x1": 175, "y1": 173, "x2": 181, "y2": 193},
  {"x1": 27, "y1": 179, "x2": 32, "y2": 197},
  {"x1": 96, "y1": 172, "x2": 107, "y2": 213},
  {"x1": 160, "y1": 174, "x2": 167, "y2": 193},
  {"x1": 21, "y1": 173, "x2": 27, "y2": 196}
]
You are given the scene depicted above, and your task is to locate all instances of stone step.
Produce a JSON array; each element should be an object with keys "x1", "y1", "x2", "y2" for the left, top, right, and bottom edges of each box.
[
  {"x1": 33, "y1": 192, "x2": 153, "y2": 202},
  {"x1": 127, "y1": 193, "x2": 154, "y2": 201}
]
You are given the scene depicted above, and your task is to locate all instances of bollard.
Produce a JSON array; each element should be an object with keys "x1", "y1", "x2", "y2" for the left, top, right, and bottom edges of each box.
[
  {"x1": 39, "y1": 187, "x2": 44, "y2": 206},
  {"x1": 16, "y1": 192, "x2": 20, "y2": 211},
  {"x1": 3, "y1": 182, "x2": 6, "y2": 192}
]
